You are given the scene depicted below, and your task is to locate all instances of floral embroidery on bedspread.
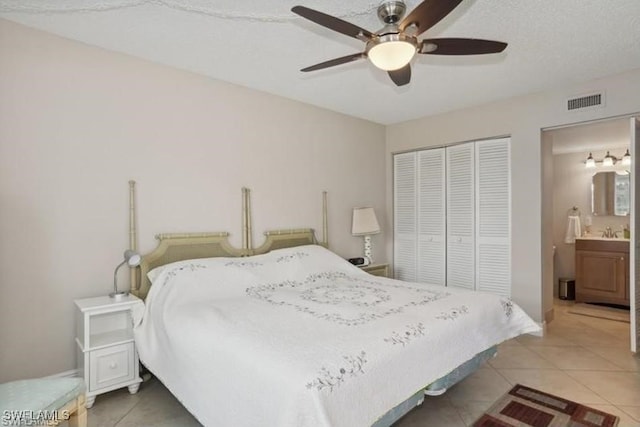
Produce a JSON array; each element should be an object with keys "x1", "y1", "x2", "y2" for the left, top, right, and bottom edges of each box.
[
  {"x1": 383, "y1": 323, "x2": 426, "y2": 346},
  {"x1": 276, "y1": 251, "x2": 309, "y2": 263},
  {"x1": 501, "y1": 299, "x2": 514, "y2": 317},
  {"x1": 306, "y1": 351, "x2": 367, "y2": 392},
  {"x1": 163, "y1": 263, "x2": 207, "y2": 285},
  {"x1": 224, "y1": 260, "x2": 263, "y2": 268},
  {"x1": 245, "y1": 272, "x2": 450, "y2": 326},
  {"x1": 436, "y1": 306, "x2": 469, "y2": 320}
]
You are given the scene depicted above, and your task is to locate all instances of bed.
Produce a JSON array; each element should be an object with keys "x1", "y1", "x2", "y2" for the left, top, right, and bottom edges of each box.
[{"x1": 126, "y1": 186, "x2": 539, "y2": 426}]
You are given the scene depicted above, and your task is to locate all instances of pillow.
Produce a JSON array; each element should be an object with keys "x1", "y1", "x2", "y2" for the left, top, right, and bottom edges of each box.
[{"x1": 147, "y1": 265, "x2": 166, "y2": 283}]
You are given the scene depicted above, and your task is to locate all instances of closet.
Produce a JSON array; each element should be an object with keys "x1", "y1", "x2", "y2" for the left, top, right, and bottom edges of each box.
[{"x1": 393, "y1": 137, "x2": 511, "y2": 297}]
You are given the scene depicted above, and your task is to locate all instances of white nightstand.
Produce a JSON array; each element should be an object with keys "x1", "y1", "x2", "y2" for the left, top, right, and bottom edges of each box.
[
  {"x1": 360, "y1": 263, "x2": 389, "y2": 278},
  {"x1": 75, "y1": 294, "x2": 144, "y2": 409}
]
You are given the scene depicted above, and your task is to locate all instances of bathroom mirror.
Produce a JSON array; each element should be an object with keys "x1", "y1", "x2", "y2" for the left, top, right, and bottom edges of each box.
[{"x1": 591, "y1": 171, "x2": 630, "y2": 216}]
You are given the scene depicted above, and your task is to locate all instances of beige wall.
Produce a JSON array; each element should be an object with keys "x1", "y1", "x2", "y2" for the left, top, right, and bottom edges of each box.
[
  {"x1": 0, "y1": 20, "x2": 385, "y2": 381},
  {"x1": 386, "y1": 69, "x2": 640, "y2": 323},
  {"x1": 551, "y1": 147, "x2": 630, "y2": 293}
]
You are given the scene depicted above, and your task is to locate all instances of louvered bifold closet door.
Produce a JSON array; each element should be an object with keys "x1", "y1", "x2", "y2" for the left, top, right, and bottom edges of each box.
[
  {"x1": 446, "y1": 143, "x2": 475, "y2": 290},
  {"x1": 417, "y1": 149, "x2": 446, "y2": 285},
  {"x1": 394, "y1": 152, "x2": 417, "y2": 281},
  {"x1": 475, "y1": 138, "x2": 511, "y2": 297}
]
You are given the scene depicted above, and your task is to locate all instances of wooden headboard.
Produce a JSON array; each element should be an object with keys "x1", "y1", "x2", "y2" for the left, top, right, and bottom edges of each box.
[{"x1": 128, "y1": 184, "x2": 328, "y2": 299}]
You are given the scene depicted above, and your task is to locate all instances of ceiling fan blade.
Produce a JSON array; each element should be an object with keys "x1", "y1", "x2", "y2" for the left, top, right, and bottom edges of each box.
[
  {"x1": 292, "y1": 6, "x2": 373, "y2": 40},
  {"x1": 419, "y1": 38, "x2": 507, "y2": 55},
  {"x1": 301, "y1": 53, "x2": 366, "y2": 72},
  {"x1": 399, "y1": 0, "x2": 463, "y2": 36},
  {"x1": 388, "y1": 64, "x2": 411, "y2": 86}
]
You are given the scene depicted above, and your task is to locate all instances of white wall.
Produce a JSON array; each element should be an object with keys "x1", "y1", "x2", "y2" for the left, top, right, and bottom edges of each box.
[
  {"x1": 0, "y1": 19, "x2": 386, "y2": 382},
  {"x1": 386, "y1": 68, "x2": 640, "y2": 323}
]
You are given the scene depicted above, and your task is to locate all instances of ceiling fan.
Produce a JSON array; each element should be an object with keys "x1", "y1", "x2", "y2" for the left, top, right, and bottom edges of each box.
[{"x1": 291, "y1": 0, "x2": 507, "y2": 86}]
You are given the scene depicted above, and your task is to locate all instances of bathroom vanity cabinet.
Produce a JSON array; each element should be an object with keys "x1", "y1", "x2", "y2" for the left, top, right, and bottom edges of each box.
[{"x1": 575, "y1": 238, "x2": 629, "y2": 306}]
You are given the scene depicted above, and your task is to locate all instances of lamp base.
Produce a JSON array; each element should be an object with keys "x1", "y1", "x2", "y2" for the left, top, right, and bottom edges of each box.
[
  {"x1": 363, "y1": 235, "x2": 373, "y2": 264},
  {"x1": 109, "y1": 291, "x2": 129, "y2": 300}
]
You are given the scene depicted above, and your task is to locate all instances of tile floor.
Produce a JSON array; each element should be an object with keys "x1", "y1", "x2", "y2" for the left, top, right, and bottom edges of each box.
[{"x1": 73, "y1": 302, "x2": 640, "y2": 426}]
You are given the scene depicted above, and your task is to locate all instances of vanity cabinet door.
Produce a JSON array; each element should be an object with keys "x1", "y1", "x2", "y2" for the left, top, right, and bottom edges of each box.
[{"x1": 575, "y1": 250, "x2": 628, "y2": 305}]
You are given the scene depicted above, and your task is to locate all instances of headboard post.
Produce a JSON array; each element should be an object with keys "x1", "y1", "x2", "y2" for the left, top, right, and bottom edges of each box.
[
  {"x1": 242, "y1": 187, "x2": 248, "y2": 250},
  {"x1": 241, "y1": 187, "x2": 253, "y2": 252},
  {"x1": 247, "y1": 188, "x2": 253, "y2": 251},
  {"x1": 129, "y1": 180, "x2": 137, "y2": 290},
  {"x1": 322, "y1": 190, "x2": 328, "y2": 247}
]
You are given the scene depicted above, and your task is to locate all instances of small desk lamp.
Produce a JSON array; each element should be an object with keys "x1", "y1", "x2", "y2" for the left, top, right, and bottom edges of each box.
[
  {"x1": 110, "y1": 249, "x2": 141, "y2": 299},
  {"x1": 351, "y1": 207, "x2": 381, "y2": 265}
]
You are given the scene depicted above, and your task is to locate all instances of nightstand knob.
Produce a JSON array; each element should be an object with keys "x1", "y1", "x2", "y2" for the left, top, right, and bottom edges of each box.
[{"x1": 109, "y1": 362, "x2": 118, "y2": 369}]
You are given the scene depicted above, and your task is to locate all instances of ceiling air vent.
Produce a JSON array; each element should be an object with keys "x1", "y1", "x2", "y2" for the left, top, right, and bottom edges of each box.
[{"x1": 566, "y1": 92, "x2": 605, "y2": 112}]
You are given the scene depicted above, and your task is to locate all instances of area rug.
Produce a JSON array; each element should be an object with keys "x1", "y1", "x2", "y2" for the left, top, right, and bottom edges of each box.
[
  {"x1": 568, "y1": 303, "x2": 630, "y2": 323},
  {"x1": 473, "y1": 384, "x2": 619, "y2": 427}
]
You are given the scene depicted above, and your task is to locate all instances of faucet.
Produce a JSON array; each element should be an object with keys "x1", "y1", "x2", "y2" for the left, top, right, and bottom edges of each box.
[{"x1": 602, "y1": 227, "x2": 618, "y2": 238}]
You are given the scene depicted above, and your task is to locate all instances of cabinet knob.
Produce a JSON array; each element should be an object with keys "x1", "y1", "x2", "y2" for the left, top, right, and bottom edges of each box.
[{"x1": 109, "y1": 362, "x2": 118, "y2": 369}]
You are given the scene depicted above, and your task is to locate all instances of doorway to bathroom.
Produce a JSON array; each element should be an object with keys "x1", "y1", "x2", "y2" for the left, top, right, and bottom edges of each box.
[{"x1": 542, "y1": 116, "x2": 639, "y2": 353}]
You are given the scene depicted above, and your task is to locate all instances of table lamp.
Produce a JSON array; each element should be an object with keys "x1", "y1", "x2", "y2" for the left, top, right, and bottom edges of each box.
[
  {"x1": 110, "y1": 249, "x2": 141, "y2": 299},
  {"x1": 351, "y1": 207, "x2": 381, "y2": 265}
]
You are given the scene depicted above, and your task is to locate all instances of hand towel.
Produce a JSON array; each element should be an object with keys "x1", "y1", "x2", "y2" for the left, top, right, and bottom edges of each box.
[{"x1": 564, "y1": 215, "x2": 581, "y2": 244}]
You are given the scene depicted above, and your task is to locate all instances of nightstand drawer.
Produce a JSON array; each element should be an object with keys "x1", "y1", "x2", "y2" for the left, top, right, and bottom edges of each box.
[
  {"x1": 89, "y1": 343, "x2": 135, "y2": 392},
  {"x1": 361, "y1": 264, "x2": 389, "y2": 278}
]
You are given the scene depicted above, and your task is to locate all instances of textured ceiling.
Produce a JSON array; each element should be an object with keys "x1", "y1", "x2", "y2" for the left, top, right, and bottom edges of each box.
[{"x1": 2, "y1": 0, "x2": 640, "y2": 124}]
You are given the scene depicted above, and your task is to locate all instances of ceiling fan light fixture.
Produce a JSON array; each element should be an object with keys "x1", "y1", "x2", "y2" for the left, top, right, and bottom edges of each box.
[{"x1": 367, "y1": 34, "x2": 417, "y2": 71}]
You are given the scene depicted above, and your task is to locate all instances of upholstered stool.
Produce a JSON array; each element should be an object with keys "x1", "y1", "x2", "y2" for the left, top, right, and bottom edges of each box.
[{"x1": 0, "y1": 377, "x2": 86, "y2": 426}]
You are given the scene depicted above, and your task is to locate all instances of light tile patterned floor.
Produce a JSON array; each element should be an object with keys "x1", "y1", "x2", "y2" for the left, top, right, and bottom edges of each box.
[{"x1": 74, "y1": 302, "x2": 640, "y2": 426}]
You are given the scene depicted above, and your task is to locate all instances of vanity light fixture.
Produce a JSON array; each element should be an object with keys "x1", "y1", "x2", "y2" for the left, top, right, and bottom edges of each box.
[
  {"x1": 585, "y1": 153, "x2": 596, "y2": 169},
  {"x1": 584, "y1": 150, "x2": 630, "y2": 168}
]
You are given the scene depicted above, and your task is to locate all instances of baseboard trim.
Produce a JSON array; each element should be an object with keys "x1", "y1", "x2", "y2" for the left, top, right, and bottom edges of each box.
[
  {"x1": 544, "y1": 307, "x2": 555, "y2": 324},
  {"x1": 45, "y1": 369, "x2": 79, "y2": 378}
]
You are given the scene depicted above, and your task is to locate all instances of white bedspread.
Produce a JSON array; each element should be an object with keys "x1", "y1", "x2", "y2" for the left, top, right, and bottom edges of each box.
[{"x1": 133, "y1": 245, "x2": 539, "y2": 427}]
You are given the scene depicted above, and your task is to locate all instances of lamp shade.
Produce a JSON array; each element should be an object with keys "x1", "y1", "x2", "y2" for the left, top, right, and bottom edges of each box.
[
  {"x1": 368, "y1": 40, "x2": 416, "y2": 71},
  {"x1": 602, "y1": 151, "x2": 614, "y2": 167},
  {"x1": 585, "y1": 153, "x2": 596, "y2": 169},
  {"x1": 352, "y1": 207, "x2": 380, "y2": 236},
  {"x1": 124, "y1": 249, "x2": 141, "y2": 267}
]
